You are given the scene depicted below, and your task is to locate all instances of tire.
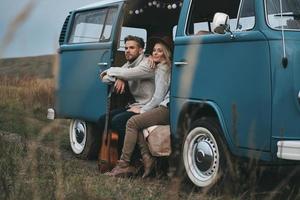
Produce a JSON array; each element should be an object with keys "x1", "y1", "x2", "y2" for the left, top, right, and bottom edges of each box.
[
  {"x1": 69, "y1": 119, "x2": 100, "y2": 160},
  {"x1": 182, "y1": 118, "x2": 229, "y2": 188}
]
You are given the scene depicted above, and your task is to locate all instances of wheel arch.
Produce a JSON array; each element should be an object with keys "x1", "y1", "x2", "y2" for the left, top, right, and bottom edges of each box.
[{"x1": 174, "y1": 100, "x2": 235, "y2": 154}]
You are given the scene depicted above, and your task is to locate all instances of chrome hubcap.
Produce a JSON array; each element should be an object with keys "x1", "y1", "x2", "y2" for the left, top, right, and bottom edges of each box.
[
  {"x1": 70, "y1": 120, "x2": 87, "y2": 154},
  {"x1": 193, "y1": 137, "x2": 218, "y2": 176},
  {"x1": 75, "y1": 124, "x2": 85, "y2": 144},
  {"x1": 183, "y1": 127, "x2": 220, "y2": 187}
]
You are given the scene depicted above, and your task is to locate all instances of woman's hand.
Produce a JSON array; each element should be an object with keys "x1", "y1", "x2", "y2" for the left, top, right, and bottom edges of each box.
[
  {"x1": 127, "y1": 106, "x2": 141, "y2": 114},
  {"x1": 147, "y1": 55, "x2": 156, "y2": 69}
]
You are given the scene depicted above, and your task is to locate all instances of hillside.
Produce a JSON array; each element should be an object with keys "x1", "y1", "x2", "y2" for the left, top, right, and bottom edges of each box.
[{"x1": 0, "y1": 55, "x2": 55, "y2": 78}]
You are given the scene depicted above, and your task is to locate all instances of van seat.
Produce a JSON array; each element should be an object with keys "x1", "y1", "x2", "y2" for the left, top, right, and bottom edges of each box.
[
  {"x1": 113, "y1": 51, "x2": 126, "y2": 67},
  {"x1": 196, "y1": 30, "x2": 212, "y2": 35}
]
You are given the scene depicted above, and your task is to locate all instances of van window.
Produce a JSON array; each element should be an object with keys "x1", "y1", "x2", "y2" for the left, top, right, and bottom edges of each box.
[
  {"x1": 193, "y1": 22, "x2": 211, "y2": 34},
  {"x1": 68, "y1": 7, "x2": 118, "y2": 43},
  {"x1": 236, "y1": 0, "x2": 255, "y2": 31},
  {"x1": 186, "y1": 1, "x2": 211, "y2": 35},
  {"x1": 186, "y1": 0, "x2": 240, "y2": 35},
  {"x1": 266, "y1": 0, "x2": 300, "y2": 30},
  {"x1": 118, "y1": 27, "x2": 147, "y2": 51}
]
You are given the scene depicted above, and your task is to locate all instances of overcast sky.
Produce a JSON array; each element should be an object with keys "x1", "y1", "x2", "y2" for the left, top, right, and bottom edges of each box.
[{"x1": 0, "y1": 0, "x2": 99, "y2": 58}]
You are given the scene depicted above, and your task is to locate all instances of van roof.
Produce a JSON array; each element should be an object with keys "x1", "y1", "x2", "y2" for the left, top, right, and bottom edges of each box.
[{"x1": 76, "y1": 0, "x2": 125, "y2": 11}]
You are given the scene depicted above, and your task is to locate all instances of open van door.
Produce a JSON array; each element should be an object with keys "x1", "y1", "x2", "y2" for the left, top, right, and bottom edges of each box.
[
  {"x1": 56, "y1": 2, "x2": 124, "y2": 122},
  {"x1": 56, "y1": 1, "x2": 125, "y2": 159}
]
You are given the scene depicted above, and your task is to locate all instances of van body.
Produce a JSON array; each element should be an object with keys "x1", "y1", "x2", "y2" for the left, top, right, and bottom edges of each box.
[{"x1": 50, "y1": 0, "x2": 300, "y2": 187}]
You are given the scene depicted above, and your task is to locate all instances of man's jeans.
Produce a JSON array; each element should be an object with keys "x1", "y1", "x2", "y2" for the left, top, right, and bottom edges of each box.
[{"x1": 97, "y1": 107, "x2": 137, "y2": 159}]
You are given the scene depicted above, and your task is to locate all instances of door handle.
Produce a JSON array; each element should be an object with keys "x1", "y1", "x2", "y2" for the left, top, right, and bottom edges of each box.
[
  {"x1": 298, "y1": 91, "x2": 300, "y2": 101},
  {"x1": 98, "y1": 62, "x2": 108, "y2": 74},
  {"x1": 97, "y1": 62, "x2": 108, "y2": 67},
  {"x1": 174, "y1": 61, "x2": 188, "y2": 66}
]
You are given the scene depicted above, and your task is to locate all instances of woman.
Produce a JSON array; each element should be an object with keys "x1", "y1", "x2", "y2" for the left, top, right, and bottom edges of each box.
[{"x1": 107, "y1": 36, "x2": 172, "y2": 177}]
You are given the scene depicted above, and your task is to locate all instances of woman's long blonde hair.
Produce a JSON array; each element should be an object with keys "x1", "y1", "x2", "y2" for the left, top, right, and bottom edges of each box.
[{"x1": 155, "y1": 42, "x2": 172, "y2": 67}]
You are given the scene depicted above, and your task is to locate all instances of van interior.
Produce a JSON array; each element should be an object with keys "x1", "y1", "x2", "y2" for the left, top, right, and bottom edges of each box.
[
  {"x1": 111, "y1": 0, "x2": 181, "y2": 108},
  {"x1": 114, "y1": 0, "x2": 241, "y2": 60},
  {"x1": 114, "y1": 0, "x2": 181, "y2": 59}
]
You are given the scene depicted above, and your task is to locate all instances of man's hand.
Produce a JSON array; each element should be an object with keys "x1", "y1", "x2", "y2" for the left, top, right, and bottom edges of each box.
[
  {"x1": 127, "y1": 106, "x2": 141, "y2": 114},
  {"x1": 114, "y1": 79, "x2": 125, "y2": 94},
  {"x1": 100, "y1": 71, "x2": 107, "y2": 79}
]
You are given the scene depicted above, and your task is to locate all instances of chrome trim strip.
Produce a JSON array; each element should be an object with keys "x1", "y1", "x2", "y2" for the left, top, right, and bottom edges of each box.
[
  {"x1": 97, "y1": 62, "x2": 108, "y2": 66},
  {"x1": 277, "y1": 140, "x2": 300, "y2": 160},
  {"x1": 174, "y1": 61, "x2": 188, "y2": 65},
  {"x1": 236, "y1": 0, "x2": 244, "y2": 30}
]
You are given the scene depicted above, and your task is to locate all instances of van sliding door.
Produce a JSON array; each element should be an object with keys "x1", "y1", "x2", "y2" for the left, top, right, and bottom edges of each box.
[{"x1": 171, "y1": 0, "x2": 272, "y2": 153}]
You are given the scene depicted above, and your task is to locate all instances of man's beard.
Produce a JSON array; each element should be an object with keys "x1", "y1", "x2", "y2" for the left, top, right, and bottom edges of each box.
[{"x1": 126, "y1": 54, "x2": 138, "y2": 63}]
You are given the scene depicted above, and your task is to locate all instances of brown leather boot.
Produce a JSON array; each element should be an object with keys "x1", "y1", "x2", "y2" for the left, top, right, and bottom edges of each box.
[
  {"x1": 142, "y1": 153, "x2": 156, "y2": 178},
  {"x1": 105, "y1": 160, "x2": 136, "y2": 177}
]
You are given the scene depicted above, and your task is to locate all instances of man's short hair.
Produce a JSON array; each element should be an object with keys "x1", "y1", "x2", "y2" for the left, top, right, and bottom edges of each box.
[{"x1": 124, "y1": 35, "x2": 145, "y2": 49}]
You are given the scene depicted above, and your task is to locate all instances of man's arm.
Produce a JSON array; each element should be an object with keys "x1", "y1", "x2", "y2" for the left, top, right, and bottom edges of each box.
[
  {"x1": 99, "y1": 71, "x2": 125, "y2": 93},
  {"x1": 100, "y1": 71, "x2": 116, "y2": 83},
  {"x1": 106, "y1": 59, "x2": 154, "y2": 80}
]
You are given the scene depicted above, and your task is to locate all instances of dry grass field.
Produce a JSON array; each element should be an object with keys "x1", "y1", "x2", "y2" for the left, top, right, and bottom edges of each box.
[
  {"x1": 0, "y1": 55, "x2": 300, "y2": 200},
  {"x1": 0, "y1": 56, "x2": 175, "y2": 200}
]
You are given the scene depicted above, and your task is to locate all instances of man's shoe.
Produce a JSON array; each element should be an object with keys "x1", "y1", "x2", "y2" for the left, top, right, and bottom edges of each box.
[
  {"x1": 142, "y1": 154, "x2": 156, "y2": 178},
  {"x1": 106, "y1": 160, "x2": 136, "y2": 177}
]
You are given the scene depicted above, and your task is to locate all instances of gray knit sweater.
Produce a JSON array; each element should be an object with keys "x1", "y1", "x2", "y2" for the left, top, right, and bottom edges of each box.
[
  {"x1": 102, "y1": 54, "x2": 155, "y2": 105},
  {"x1": 140, "y1": 63, "x2": 171, "y2": 113}
]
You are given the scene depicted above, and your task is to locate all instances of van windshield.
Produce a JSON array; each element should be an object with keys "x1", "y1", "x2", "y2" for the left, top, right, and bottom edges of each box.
[{"x1": 266, "y1": 0, "x2": 300, "y2": 30}]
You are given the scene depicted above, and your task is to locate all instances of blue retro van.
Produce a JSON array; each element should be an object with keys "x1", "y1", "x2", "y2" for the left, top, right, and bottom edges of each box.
[{"x1": 49, "y1": 0, "x2": 300, "y2": 188}]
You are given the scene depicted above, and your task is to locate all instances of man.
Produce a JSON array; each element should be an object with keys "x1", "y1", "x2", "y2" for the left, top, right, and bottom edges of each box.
[{"x1": 98, "y1": 35, "x2": 155, "y2": 163}]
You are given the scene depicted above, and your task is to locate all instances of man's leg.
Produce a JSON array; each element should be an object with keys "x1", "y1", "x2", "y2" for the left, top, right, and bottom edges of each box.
[
  {"x1": 110, "y1": 110, "x2": 137, "y2": 155},
  {"x1": 96, "y1": 108, "x2": 127, "y2": 132}
]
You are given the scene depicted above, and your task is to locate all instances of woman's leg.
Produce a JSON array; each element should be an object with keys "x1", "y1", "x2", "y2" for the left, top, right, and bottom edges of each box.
[{"x1": 121, "y1": 106, "x2": 169, "y2": 162}]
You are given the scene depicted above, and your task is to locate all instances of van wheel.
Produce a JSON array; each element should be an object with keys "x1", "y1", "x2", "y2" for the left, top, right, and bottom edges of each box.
[
  {"x1": 182, "y1": 118, "x2": 228, "y2": 188},
  {"x1": 69, "y1": 119, "x2": 100, "y2": 159}
]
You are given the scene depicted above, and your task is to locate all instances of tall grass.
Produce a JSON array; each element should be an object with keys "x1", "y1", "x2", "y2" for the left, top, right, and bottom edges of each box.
[
  {"x1": 1, "y1": 70, "x2": 300, "y2": 200},
  {"x1": 0, "y1": 76, "x2": 54, "y2": 136},
  {"x1": 0, "y1": 71, "x2": 174, "y2": 200},
  {"x1": 0, "y1": 76, "x2": 54, "y2": 106}
]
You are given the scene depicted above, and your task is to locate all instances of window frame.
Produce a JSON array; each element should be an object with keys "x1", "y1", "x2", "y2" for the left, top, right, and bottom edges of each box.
[
  {"x1": 264, "y1": 0, "x2": 300, "y2": 32},
  {"x1": 184, "y1": 0, "x2": 194, "y2": 36},
  {"x1": 67, "y1": 6, "x2": 118, "y2": 44}
]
